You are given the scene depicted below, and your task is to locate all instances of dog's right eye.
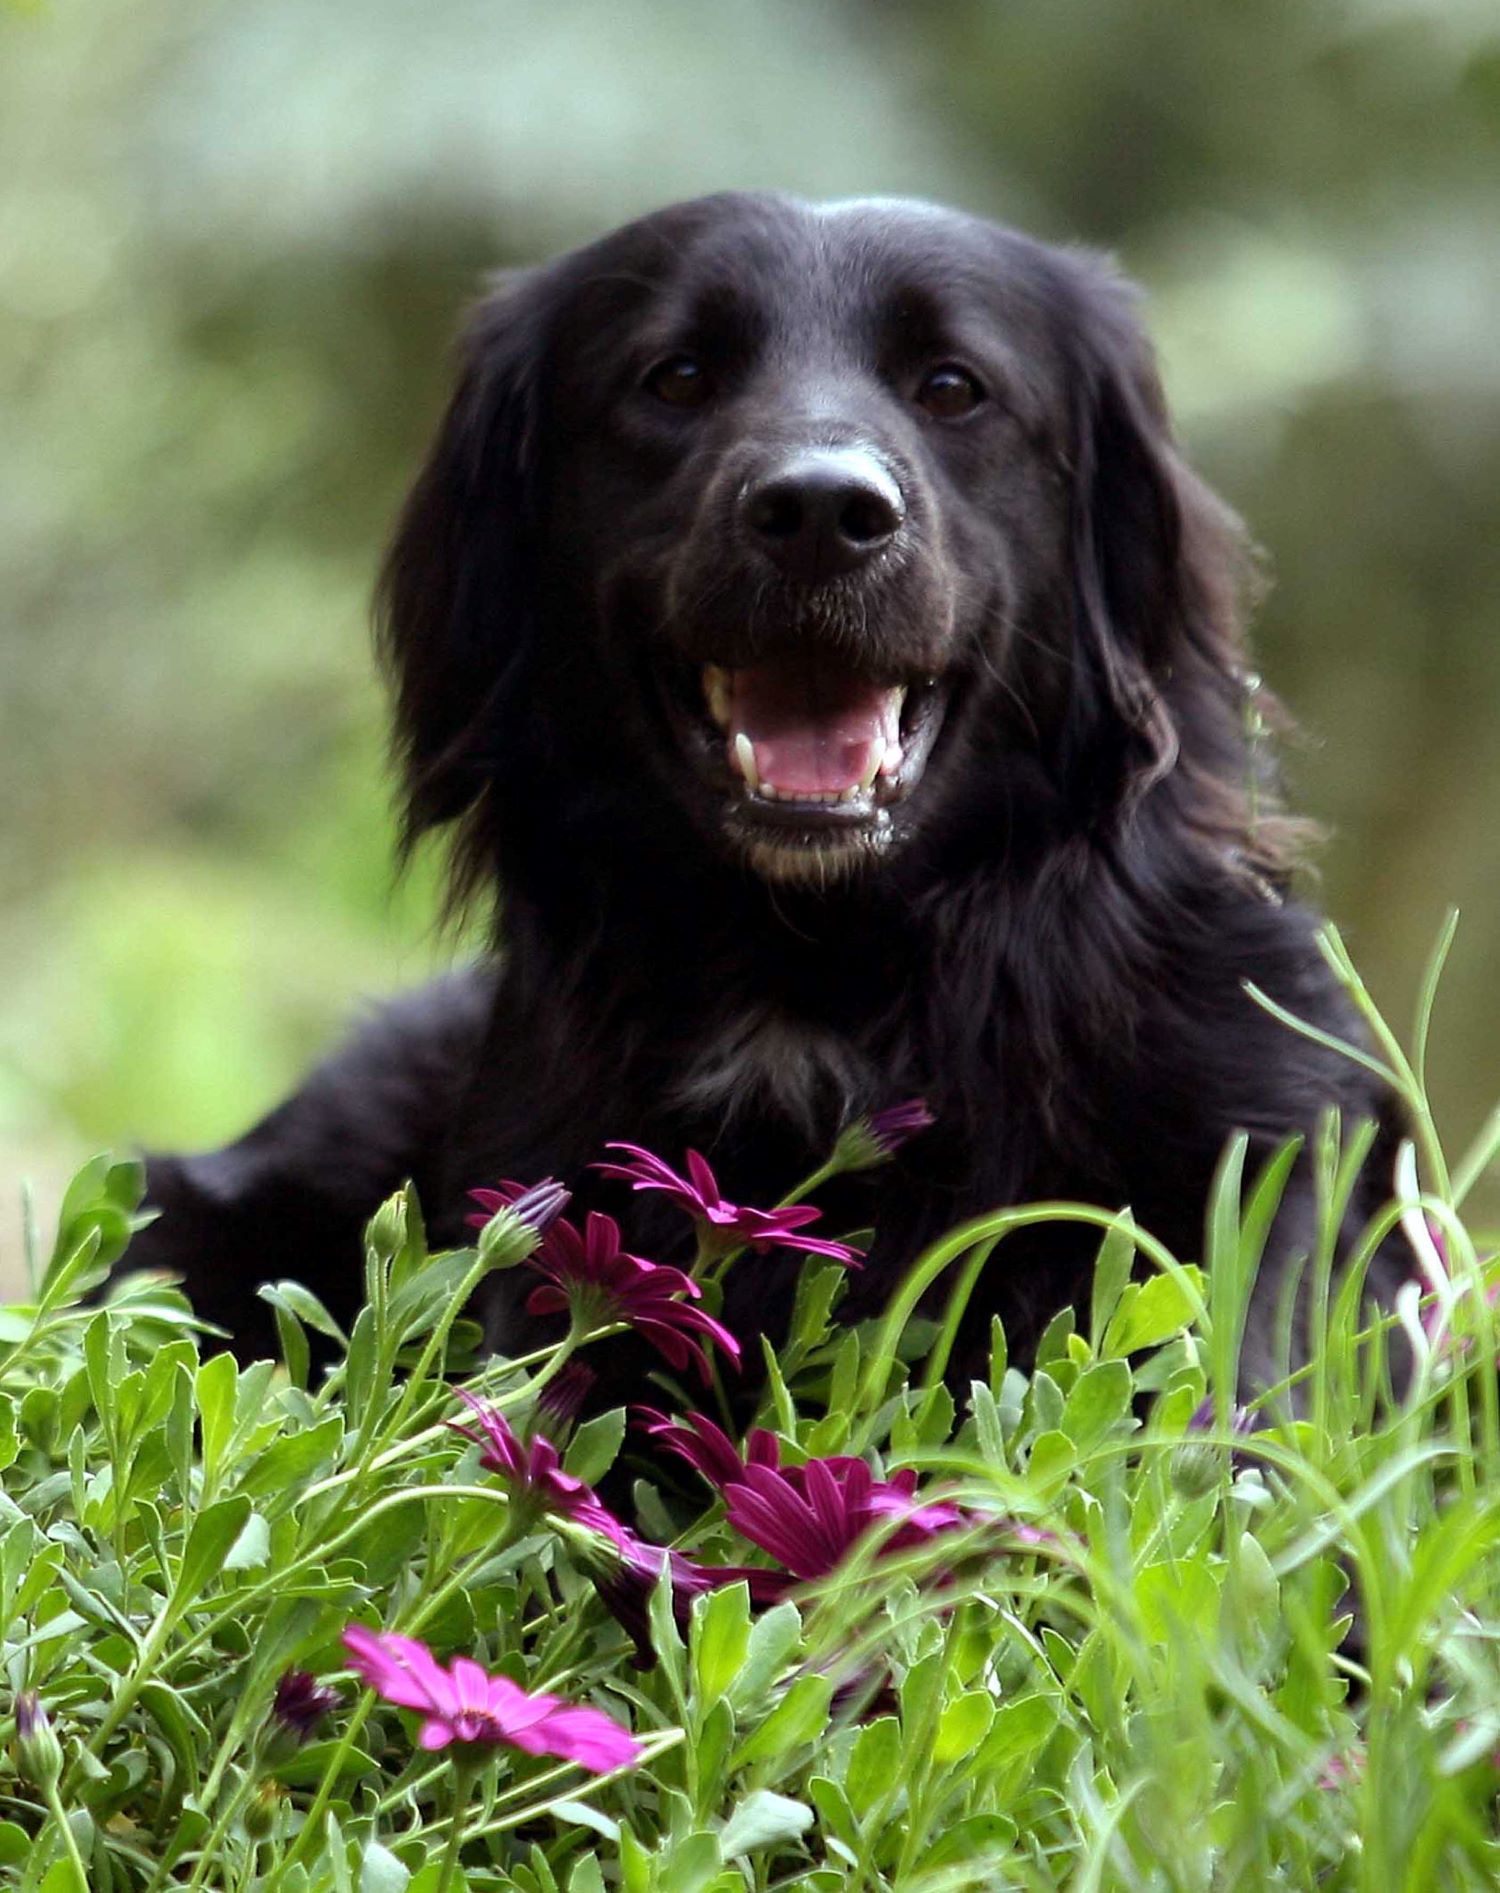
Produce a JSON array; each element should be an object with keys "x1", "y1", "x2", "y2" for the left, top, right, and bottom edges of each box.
[{"x1": 644, "y1": 355, "x2": 713, "y2": 409}]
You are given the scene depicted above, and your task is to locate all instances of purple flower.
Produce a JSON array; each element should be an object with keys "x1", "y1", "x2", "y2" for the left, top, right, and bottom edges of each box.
[
  {"x1": 705, "y1": 1451, "x2": 966, "y2": 1583},
  {"x1": 536, "y1": 1359, "x2": 598, "y2": 1433},
  {"x1": 466, "y1": 1177, "x2": 571, "y2": 1236},
  {"x1": 524, "y1": 1210, "x2": 741, "y2": 1384},
  {"x1": 594, "y1": 1144, "x2": 864, "y2": 1265},
  {"x1": 341, "y1": 1627, "x2": 640, "y2": 1771},
  {"x1": 643, "y1": 1409, "x2": 1044, "y2": 1586},
  {"x1": 269, "y1": 1670, "x2": 340, "y2": 1744},
  {"x1": 450, "y1": 1389, "x2": 632, "y2": 1551},
  {"x1": 636, "y1": 1405, "x2": 783, "y2": 1489},
  {"x1": 867, "y1": 1099, "x2": 936, "y2": 1151},
  {"x1": 829, "y1": 1099, "x2": 937, "y2": 1173},
  {"x1": 1186, "y1": 1398, "x2": 1255, "y2": 1437}
]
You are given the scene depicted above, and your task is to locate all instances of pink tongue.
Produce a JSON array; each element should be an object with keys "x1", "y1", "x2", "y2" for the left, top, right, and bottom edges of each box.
[{"x1": 730, "y1": 664, "x2": 893, "y2": 795}]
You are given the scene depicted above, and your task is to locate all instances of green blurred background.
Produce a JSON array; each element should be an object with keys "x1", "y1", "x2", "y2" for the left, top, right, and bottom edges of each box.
[{"x1": 3, "y1": 0, "x2": 1497, "y2": 1284}]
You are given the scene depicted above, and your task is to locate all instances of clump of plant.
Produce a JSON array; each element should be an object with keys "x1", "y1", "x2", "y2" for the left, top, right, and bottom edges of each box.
[{"x1": 3, "y1": 922, "x2": 1499, "y2": 1889}]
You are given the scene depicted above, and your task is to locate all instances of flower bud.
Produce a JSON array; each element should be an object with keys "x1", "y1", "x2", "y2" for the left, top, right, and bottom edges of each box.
[
  {"x1": 828, "y1": 1099, "x2": 935, "y2": 1174},
  {"x1": 243, "y1": 1778, "x2": 286, "y2": 1841},
  {"x1": 364, "y1": 1191, "x2": 410, "y2": 1266},
  {"x1": 263, "y1": 1670, "x2": 340, "y2": 1760},
  {"x1": 535, "y1": 1360, "x2": 598, "y2": 1437},
  {"x1": 14, "y1": 1691, "x2": 63, "y2": 1791},
  {"x1": 1170, "y1": 1399, "x2": 1254, "y2": 1499}
]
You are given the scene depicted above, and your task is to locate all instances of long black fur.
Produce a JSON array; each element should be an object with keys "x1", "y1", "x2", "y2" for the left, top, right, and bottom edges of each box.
[{"x1": 127, "y1": 193, "x2": 1411, "y2": 1386}]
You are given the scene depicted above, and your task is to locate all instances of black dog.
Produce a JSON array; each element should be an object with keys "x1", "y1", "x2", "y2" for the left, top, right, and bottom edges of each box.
[{"x1": 129, "y1": 192, "x2": 1410, "y2": 1387}]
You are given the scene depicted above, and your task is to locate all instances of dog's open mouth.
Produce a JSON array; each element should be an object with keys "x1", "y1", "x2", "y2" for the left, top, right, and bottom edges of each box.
[{"x1": 668, "y1": 651, "x2": 948, "y2": 877}]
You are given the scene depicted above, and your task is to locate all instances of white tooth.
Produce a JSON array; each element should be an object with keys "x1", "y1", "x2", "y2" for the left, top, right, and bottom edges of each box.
[
  {"x1": 704, "y1": 667, "x2": 732, "y2": 729},
  {"x1": 763, "y1": 783, "x2": 780, "y2": 801},
  {"x1": 879, "y1": 741, "x2": 902, "y2": 779},
  {"x1": 734, "y1": 731, "x2": 759, "y2": 791},
  {"x1": 858, "y1": 747, "x2": 881, "y2": 792},
  {"x1": 839, "y1": 785, "x2": 859, "y2": 803}
]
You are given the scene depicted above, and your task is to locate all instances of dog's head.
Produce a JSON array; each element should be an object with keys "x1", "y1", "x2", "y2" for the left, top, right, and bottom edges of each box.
[{"x1": 380, "y1": 193, "x2": 1287, "y2": 901}]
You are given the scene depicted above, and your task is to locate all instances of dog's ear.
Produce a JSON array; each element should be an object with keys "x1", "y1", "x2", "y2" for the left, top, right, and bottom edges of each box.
[
  {"x1": 1062, "y1": 261, "x2": 1256, "y2": 831},
  {"x1": 376, "y1": 267, "x2": 555, "y2": 855}
]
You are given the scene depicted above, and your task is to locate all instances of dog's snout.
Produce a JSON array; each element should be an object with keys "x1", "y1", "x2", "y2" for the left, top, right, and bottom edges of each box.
[{"x1": 741, "y1": 449, "x2": 905, "y2": 583}]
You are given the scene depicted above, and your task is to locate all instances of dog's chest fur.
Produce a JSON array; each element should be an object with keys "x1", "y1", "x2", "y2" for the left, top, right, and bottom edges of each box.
[{"x1": 669, "y1": 1003, "x2": 880, "y2": 1142}]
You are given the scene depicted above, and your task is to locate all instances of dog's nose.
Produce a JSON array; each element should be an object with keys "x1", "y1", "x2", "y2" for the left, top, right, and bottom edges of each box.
[{"x1": 742, "y1": 449, "x2": 905, "y2": 583}]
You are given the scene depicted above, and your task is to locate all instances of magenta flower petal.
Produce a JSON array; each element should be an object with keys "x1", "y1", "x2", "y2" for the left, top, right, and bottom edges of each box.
[
  {"x1": 523, "y1": 1210, "x2": 741, "y2": 1382},
  {"x1": 465, "y1": 1177, "x2": 571, "y2": 1233},
  {"x1": 343, "y1": 1626, "x2": 456, "y2": 1716},
  {"x1": 341, "y1": 1627, "x2": 640, "y2": 1771},
  {"x1": 722, "y1": 1454, "x2": 970, "y2": 1583},
  {"x1": 450, "y1": 1390, "x2": 634, "y2": 1552},
  {"x1": 594, "y1": 1142, "x2": 864, "y2": 1265},
  {"x1": 635, "y1": 1406, "x2": 781, "y2": 1487}
]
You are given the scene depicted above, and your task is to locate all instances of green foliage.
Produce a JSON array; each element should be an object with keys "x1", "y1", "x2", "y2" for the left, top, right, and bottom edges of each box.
[
  {"x1": 1, "y1": 931, "x2": 1498, "y2": 1886},
  {"x1": 2, "y1": 0, "x2": 1499, "y2": 1230}
]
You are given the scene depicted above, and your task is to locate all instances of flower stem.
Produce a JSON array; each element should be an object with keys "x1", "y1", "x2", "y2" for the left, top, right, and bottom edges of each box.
[
  {"x1": 42, "y1": 1778, "x2": 89, "y2": 1890},
  {"x1": 437, "y1": 1757, "x2": 482, "y2": 1893}
]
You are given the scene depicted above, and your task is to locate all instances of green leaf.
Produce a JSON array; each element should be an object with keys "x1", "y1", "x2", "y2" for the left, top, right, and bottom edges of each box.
[
  {"x1": 39, "y1": 1860, "x2": 87, "y2": 1893},
  {"x1": 1136, "y1": 1559, "x2": 1221, "y2": 1641},
  {"x1": 1103, "y1": 1266, "x2": 1206, "y2": 1357},
  {"x1": 360, "y1": 1842, "x2": 411, "y2": 1893},
  {"x1": 1060, "y1": 1360, "x2": 1133, "y2": 1456},
  {"x1": 934, "y1": 1688, "x2": 994, "y2": 1764},
  {"x1": 276, "y1": 1738, "x2": 381, "y2": 1787},
  {"x1": 731, "y1": 1672, "x2": 833, "y2": 1769},
  {"x1": 691, "y1": 1580, "x2": 751, "y2": 1701},
  {"x1": 174, "y1": 1494, "x2": 252, "y2": 1608},
  {"x1": 552, "y1": 1799, "x2": 620, "y2": 1842},
  {"x1": 975, "y1": 1693, "x2": 1059, "y2": 1774},
  {"x1": 564, "y1": 1407, "x2": 626, "y2": 1486},
  {"x1": 727, "y1": 1599, "x2": 802, "y2": 1710},
  {"x1": 566, "y1": 1857, "x2": 606, "y2": 1893},
  {"x1": 1090, "y1": 1222, "x2": 1137, "y2": 1349},
  {"x1": 194, "y1": 1351, "x2": 238, "y2": 1485},
  {"x1": 845, "y1": 1715, "x2": 901, "y2": 1818},
  {"x1": 344, "y1": 1306, "x2": 379, "y2": 1427},
  {"x1": 920, "y1": 1812, "x2": 1019, "y2": 1870},
  {"x1": 259, "y1": 1281, "x2": 348, "y2": 1343},
  {"x1": 223, "y1": 1509, "x2": 271, "y2": 1570},
  {"x1": 718, "y1": 1790, "x2": 813, "y2": 1859},
  {"x1": 272, "y1": 1299, "x2": 310, "y2": 1389},
  {"x1": 647, "y1": 1552, "x2": 687, "y2": 1701}
]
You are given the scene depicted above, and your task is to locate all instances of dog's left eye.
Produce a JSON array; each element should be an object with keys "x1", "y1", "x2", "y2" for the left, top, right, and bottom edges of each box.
[
  {"x1": 644, "y1": 354, "x2": 714, "y2": 409},
  {"x1": 915, "y1": 363, "x2": 986, "y2": 419}
]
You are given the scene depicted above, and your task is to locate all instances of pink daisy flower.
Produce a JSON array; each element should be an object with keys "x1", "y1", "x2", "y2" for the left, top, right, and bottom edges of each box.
[
  {"x1": 341, "y1": 1627, "x2": 640, "y2": 1772},
  {"x1": 635, "y1": 1405, "x2": 783, "y2": 1488},
  {"x1": 449, "y1": 1390, "x2": 632, "y2": 1552},
  {"x1": 523, "y1": 1210, "x2": 740, "y2": 1384},
  {"x1": 724, "y1": 1456, "x2": 967, "y2": 1583},
  {"x1": 594, "y1": 1143, "x2": 863, "y2": 1264}
]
